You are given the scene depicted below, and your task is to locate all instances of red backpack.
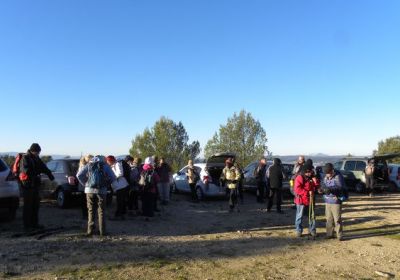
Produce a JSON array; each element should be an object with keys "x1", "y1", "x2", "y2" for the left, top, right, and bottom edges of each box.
[{"x1": 12, "y1": 153, "x2": 26, "y2": 181}]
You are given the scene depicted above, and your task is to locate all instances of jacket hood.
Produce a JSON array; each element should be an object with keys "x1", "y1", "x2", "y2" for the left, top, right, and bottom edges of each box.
[{"x1": 143, "y1": 164, "x2": 153, "y2": 171}]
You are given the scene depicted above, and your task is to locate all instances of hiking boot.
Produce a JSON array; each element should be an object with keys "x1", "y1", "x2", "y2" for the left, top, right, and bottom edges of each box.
[
  {"x1": 337, "y1": 235, "x2": 344, "y2": 241},
  {"x1": 309, "y1": 232, "x2": 317, "y2": 240},
  {"x1": 296, "y1": 232, "x2": 302, "y2": 238},
  {"x1": 325, "y1": 235, "x2": 334, "y2": 240}
]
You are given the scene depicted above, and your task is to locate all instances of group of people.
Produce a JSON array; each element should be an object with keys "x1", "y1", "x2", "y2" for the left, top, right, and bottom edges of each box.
[
  {"x1": 251, "y1": 155, "x2": 347, "y2": 241},
  {"x1": 17, "y1": 143, "x2": 347, "y2": 241},
  {"x1": 76, "y1": 154, "x2": 172, "y2": 236}
]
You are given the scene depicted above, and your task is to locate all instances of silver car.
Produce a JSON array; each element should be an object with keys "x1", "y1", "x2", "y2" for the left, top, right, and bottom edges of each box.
[
  {"x1": 0, "y1": 158, "x2": 19, "y2": 220},
  {"x1": 172, "y1": 153, "x2": 235, "y2": 200}
]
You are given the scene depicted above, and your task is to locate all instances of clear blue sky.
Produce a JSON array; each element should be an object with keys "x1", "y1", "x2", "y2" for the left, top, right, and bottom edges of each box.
[{"x1": 1, "y1": 0, "x2": 399, "y2": 157}]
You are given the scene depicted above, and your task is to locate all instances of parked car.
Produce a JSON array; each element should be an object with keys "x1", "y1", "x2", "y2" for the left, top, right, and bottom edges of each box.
[
  {"x1": 388, "y1": 164, "x2": 400, "y2": 192},
  {"x1": 171, "y1": 153, "x2": 235, "y2": 200},
  {"x1": 333, "y1": 154, "x2": 399, "y2": 193},
  {"x1": 242, "y1": 160, "x2": 294, "y2": 194},
  {"x1": 41, "y1": 159, "x2": 114, "y2": 208},
  {"x1": 0, "y1": 158, "x2": 19, "y2": 220},
  {"x1": 40, "y1": 159, "x2": 80, "y2": 208}
]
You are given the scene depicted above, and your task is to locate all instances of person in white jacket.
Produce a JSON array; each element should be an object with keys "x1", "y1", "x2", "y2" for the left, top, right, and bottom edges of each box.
[{"x1": 106, "y1": 155, "x2": 129, "y2": 220}]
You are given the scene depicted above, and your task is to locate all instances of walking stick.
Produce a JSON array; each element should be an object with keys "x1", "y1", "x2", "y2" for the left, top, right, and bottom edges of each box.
[{"x1": 309, "y1": 190, "x2": 314, "y2": 223}]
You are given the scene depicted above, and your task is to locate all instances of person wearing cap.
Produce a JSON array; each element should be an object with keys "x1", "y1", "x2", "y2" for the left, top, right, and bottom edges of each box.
[
  {"x1": 139, "y1": 157, "x2": 160, "y2": 217},
  {"x1": 220, "y1": 157, "x2": 241, "y2": 212},
  {"x1": 294, "y1": 162, "x2": 320, "y2": 239},
  {"x1": 186, "y1": 159, "x2": 199, "y2": 202},
  {"x1": 19, "y1": 143, "x2": 55, "y2": 230},
  {"x1": 106, "y1": 155, "x2": 130, "y2": 220},
  {"x1": 321, "y1": 163, "x2": 345, "y2": 241},
  {"x1": 77, "y1": 156, "x2": 116, "y2": 236}
]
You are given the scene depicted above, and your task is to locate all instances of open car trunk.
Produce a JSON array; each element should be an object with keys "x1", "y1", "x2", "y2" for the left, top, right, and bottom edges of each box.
[
  {"x1": 372, "y1": 154, "x2": 400, "y2": 185},
  {"x1": 206, "y1": 152, "x2": 236, "y2": 186}
]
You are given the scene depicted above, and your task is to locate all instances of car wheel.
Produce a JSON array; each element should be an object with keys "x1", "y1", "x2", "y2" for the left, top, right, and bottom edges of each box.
[
  {"x1": 355, "y1": 182, "x2": 365, "y2": 193},
  {"x1": 8, "y1": 208, "x2": 17, "y2": 221},
  {"x1": 57, "y1": 189, "x2": 69, "y2": 208},
  {"x1": 196, "y1": 187, "x2": 204, "y2": 201},
  {"x1": 172, "y1": 182, "x2": 179, "y2": 194},
  {"x1": 388, "y1": 182, "x2": 397, "y2": 192}
]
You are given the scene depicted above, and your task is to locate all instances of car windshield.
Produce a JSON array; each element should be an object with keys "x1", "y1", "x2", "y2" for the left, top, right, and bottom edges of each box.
[
  {"x1": 0, "y1": 158, "x2": 8, "y2": 172},
  {"x1": 67, "y1": 160, "x2": 80, "y2": 174}
]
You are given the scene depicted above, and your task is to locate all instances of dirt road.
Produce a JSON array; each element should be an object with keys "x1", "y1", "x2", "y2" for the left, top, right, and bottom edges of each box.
[{"x1": 0, "y1": 192, "x2": 399, "y2": 279}]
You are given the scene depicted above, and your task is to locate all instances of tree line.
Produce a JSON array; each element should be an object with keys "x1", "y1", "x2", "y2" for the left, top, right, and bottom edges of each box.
[{"x1": 1, "y1": 111, "x2": 399, "y2": 170}]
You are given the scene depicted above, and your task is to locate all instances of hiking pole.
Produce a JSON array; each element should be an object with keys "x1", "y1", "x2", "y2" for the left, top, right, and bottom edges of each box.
[{"x1": 309, "y1": 191, "x2": 314, "y2": 225}]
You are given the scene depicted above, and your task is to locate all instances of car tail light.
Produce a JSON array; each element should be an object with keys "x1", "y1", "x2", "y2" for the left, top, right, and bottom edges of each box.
[
  {"x1": 68, "y1": 176, "x2": 77, "y2": 185},
  {"x1": 203, "y1": 175, "x2": 210, "y2": 184},
  {"x1": 6, "y1": 171, "x2": 16, "y2": 181}
]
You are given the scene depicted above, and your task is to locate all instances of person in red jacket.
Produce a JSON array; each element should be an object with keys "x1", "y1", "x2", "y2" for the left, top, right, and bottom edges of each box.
[{"x1": 294, "y1": 162, "x2": 320, "y2": 239}]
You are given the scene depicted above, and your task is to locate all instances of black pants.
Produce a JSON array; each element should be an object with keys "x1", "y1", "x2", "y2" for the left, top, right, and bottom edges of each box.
[
  {"x1": 257, "y1": 181, "x2": 265, "y2": 202},
  {"x1": 189, "y1": 183, "x2": 197, "y2": 201},
  {"x1": 128, "y1": 188, "x2": 139, "y2": 211},
  {"x1": 22, "y1": 186, "x2": 40, "y2": 228},
  {"x1": 229, "y1": 188, "x2": 238, "y2": 209},
  {"x1": 115, "y1": 187, "x2": 128, "y2": 217},
  {"x1": 81, "y1": 192, "x2": 88, "y2": 219},
  {"x1": 365, "y1": 175, "x2": 375, "y2": 194},
  {"x1": 238, "y1": 181, "x2": 244, "y2": 202},
  {"x1": 142, "y1": 191, "x2": 155, "y2": 217},
  {"x1": 267, "y1": 188, "x2": 282, "y2": 211}
]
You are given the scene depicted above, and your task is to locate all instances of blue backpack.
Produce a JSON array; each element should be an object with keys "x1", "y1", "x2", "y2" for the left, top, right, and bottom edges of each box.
[{"x1": 87, "y1": 161, "x2": 107, "y2": 189}]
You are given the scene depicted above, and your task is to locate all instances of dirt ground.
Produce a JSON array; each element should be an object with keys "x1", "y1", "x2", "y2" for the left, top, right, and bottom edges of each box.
[{"x1": 0, "y1": 191, "x2": 399, "y2": 280}]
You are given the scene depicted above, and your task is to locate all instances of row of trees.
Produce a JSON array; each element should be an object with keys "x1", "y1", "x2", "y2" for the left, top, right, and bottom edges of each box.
[
  {"x1": 129, "y1": 111, "x2": 269, "y2": 171},
  {"x1": 1, "y1": 112, "x2": 398, "y2": 170}
]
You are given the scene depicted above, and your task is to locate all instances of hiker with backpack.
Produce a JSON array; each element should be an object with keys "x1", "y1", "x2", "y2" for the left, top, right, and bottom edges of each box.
[
  {"x1": 266, "y1": 158, "x2": 285, "y2": 214},
  {"x1": 156, "y1": 157, "x2": 172, "y2": 205},
  {"x1": 321, "y1": 163, "x2": 346, "y2": 241},
  {"x1": 365, "y1": 159, "x2": 375, "y2": 197},
  {"x1": 77, "y1": 156, "x2": 116, "y2": 236},
  {"x1": 106, "y1": 155, "x2": 130, "y2": 220},
  {"x1": 139, "y1": 157, "x2": 160, "y2": 217},
  {"x1": 254, "y1": 158, "x2": 268, "y2": 203},
  {"x1": 186, "y1": 159, "x2": 199, "y2": 202},
  {"x1": 294, "y1": 161, "x2": 320, "y2": 239},
  {"x1": 78, "y1": 154, "x2": 94, "y2": 219},
  {"x1": 17, "y1": 143, "x2": 55, "y2": 230},
  {"x1": 220, "y1": 158, "x2": 241, "y2": 212}
]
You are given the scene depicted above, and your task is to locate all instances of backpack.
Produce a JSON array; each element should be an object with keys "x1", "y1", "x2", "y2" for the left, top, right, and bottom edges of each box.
[
  {"x1": 87, "y1": 161, "x2": 108, "y2": 189},
  {"x1": 130, "y1": 166, "x2": 140, "y2": 184},
  {"x1": 12, "y1": 153, "x2": 24, "y2": 178},
  {"x1": 139, "y1": 170, "x2": 155, "y2": 192},
  {"x1": 119, "y1": 160, "x2": 131, "y2": 184}
]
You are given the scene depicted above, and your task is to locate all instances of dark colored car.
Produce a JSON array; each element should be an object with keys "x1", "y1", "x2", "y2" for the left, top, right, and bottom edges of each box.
[
  {"x1": 242, "y1": 160, "x2": 294, "y2": 194},
  {"x1": 41, "y1": 159, "x2": 80, "y2": 208}
]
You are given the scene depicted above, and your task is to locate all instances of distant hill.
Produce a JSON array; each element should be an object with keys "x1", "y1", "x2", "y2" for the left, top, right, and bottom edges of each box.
[{"x1": 0, "y1": 152, "x2": 72, "y2": 159}]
